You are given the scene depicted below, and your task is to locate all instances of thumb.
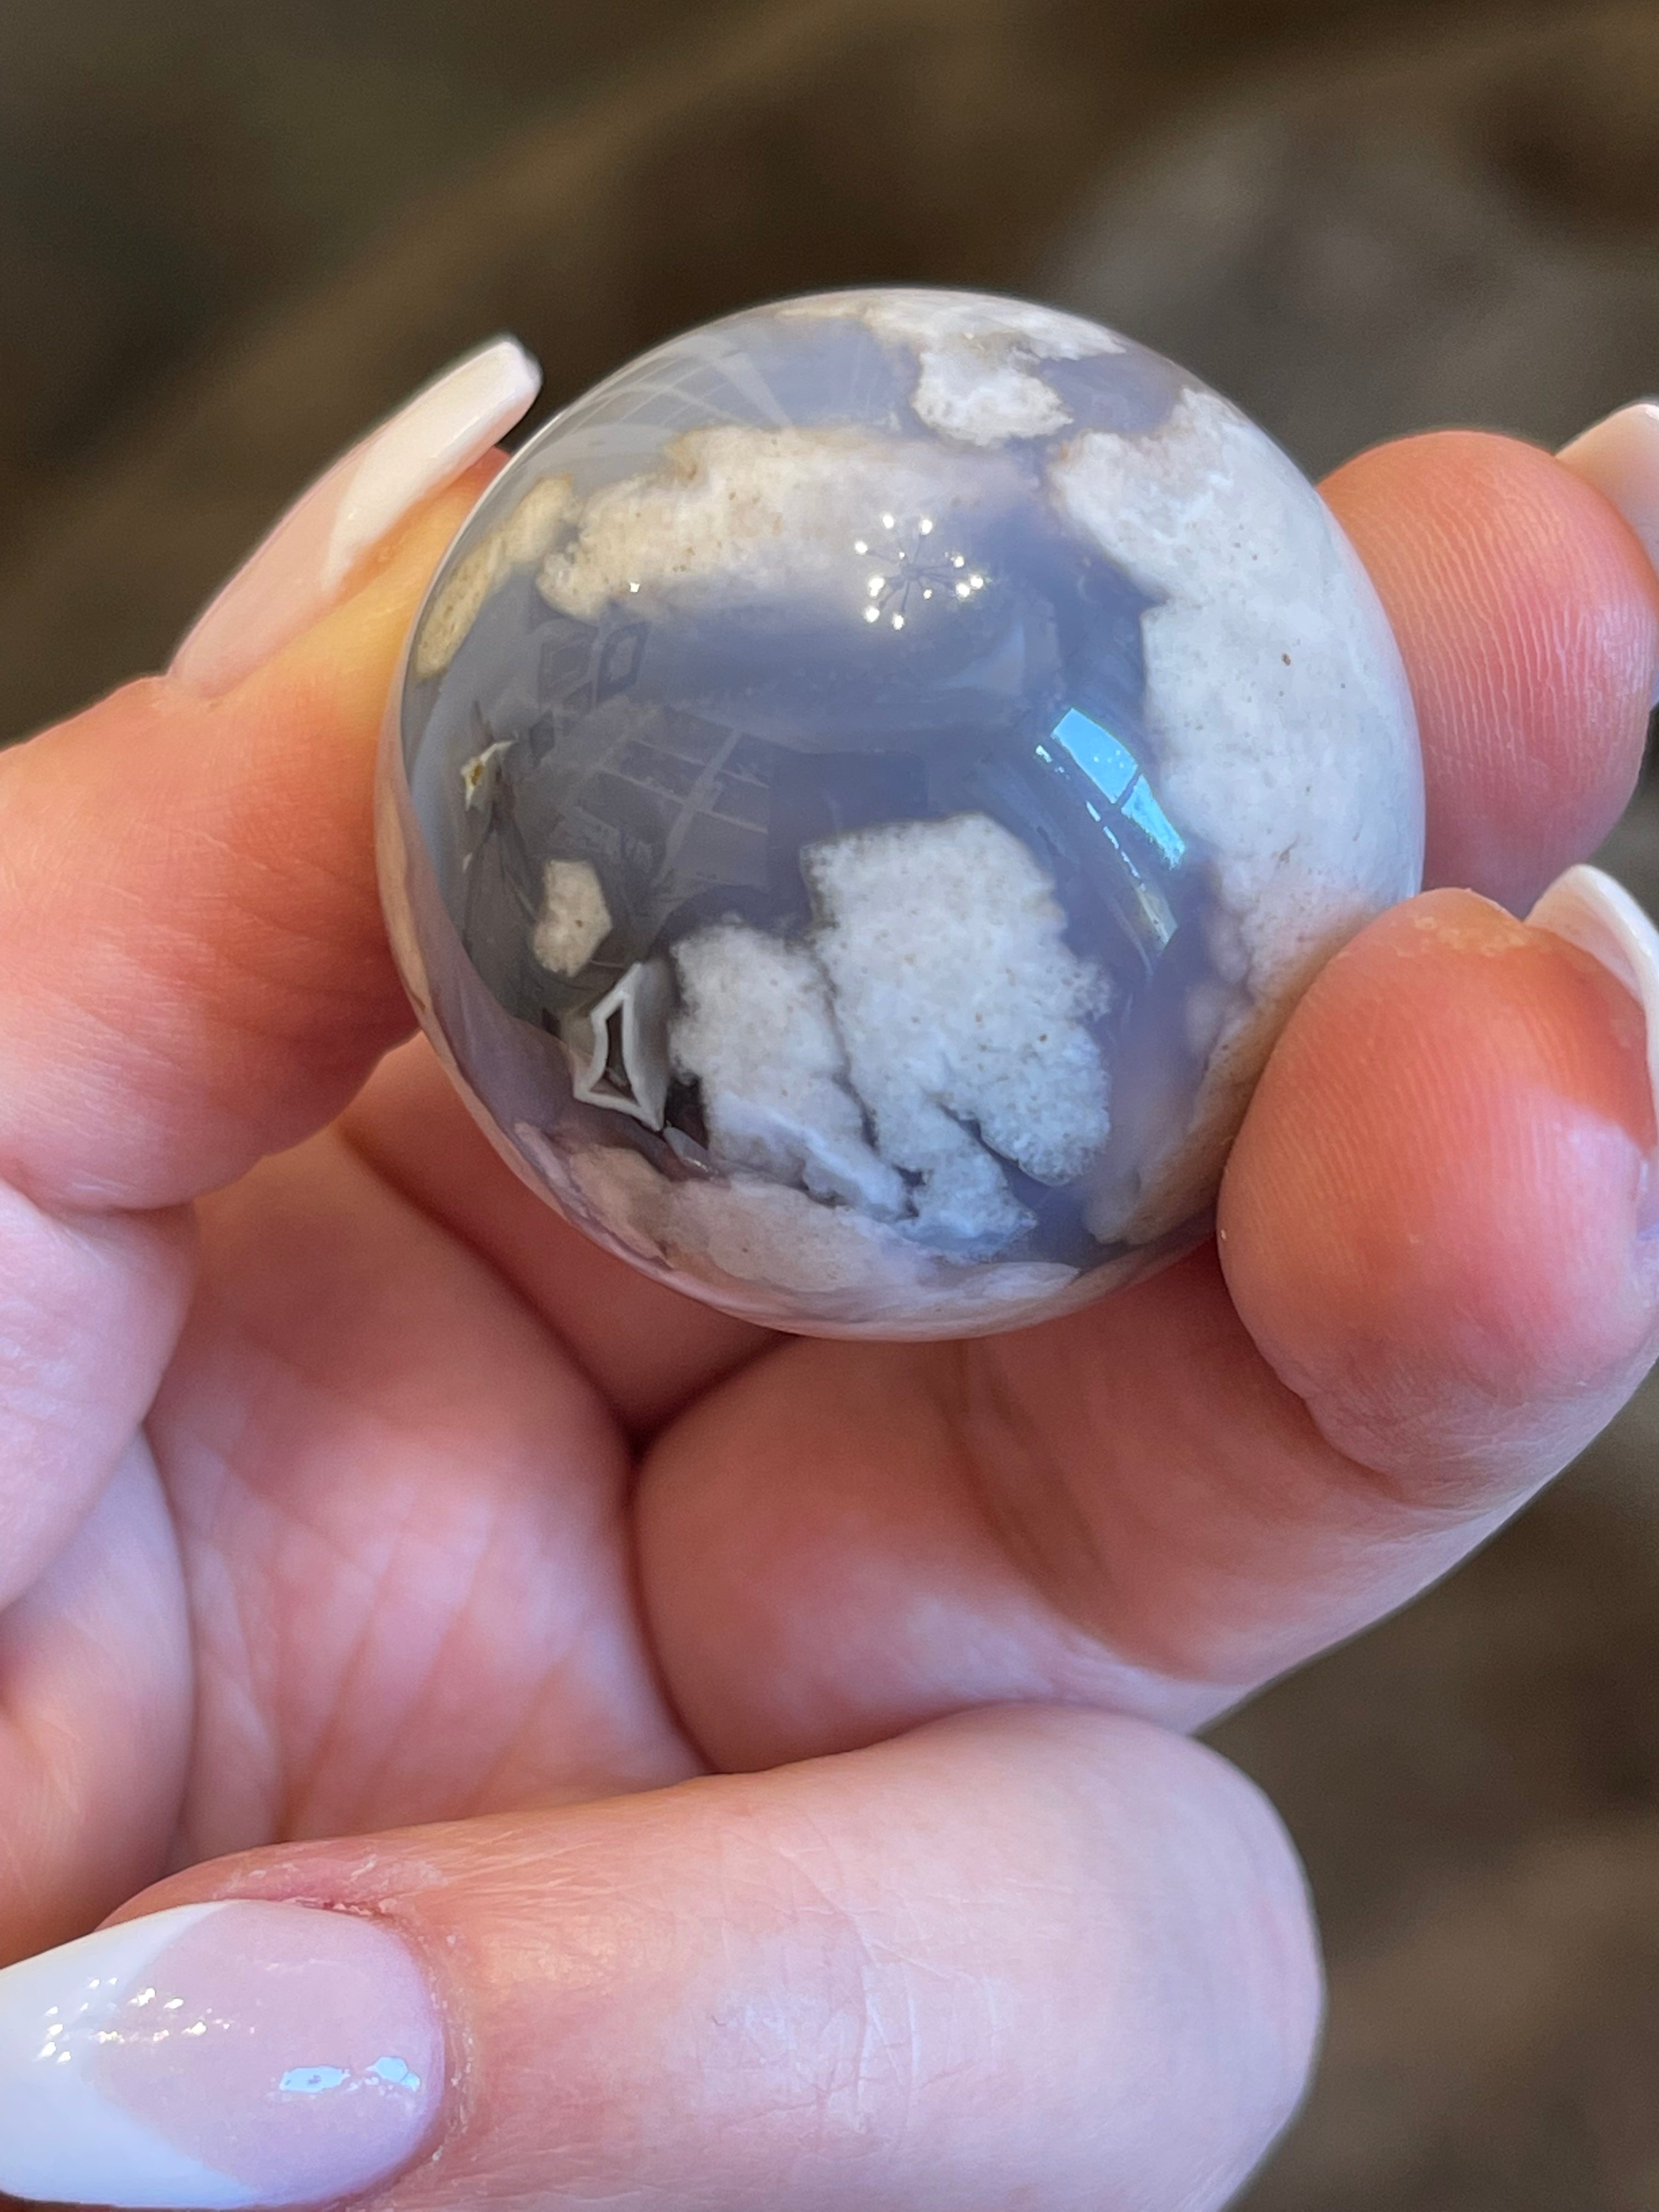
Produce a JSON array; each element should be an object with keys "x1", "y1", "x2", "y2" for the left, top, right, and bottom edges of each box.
[{"x1": 0, "y1": 1709, "x2": 1317, "y2": 2212}]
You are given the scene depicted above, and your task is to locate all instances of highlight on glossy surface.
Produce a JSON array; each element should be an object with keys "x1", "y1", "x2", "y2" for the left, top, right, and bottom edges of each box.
[
  {"x1": 378, "y1": 289, "x2": 1424, "y2": 1338},
  {"x1": 0, "y1": 1901, "x2": 443, "y2": 2209}
]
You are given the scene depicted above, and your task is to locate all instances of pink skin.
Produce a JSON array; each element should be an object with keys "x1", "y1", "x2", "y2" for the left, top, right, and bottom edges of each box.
[
  {"x1": 0, "y1": 427, "x2": 1656, "y2": 2207},
  {"x1": 93, "y1": 1905, "x2": 443, "y2": 2205}
]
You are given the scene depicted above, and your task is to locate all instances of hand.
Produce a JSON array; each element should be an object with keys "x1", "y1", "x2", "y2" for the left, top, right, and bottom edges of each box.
[{"x1": 1, "y1": 353, "x2": 1657, "y2": 2212}]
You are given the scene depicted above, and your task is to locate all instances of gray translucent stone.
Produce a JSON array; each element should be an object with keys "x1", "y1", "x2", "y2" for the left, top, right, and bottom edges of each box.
[{"x1": 380, "y1": 288, "x2": 1423, "y2": 1339}]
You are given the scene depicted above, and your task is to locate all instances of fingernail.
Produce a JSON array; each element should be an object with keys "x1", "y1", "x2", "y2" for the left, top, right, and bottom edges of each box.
[
  {"x1": 0, "y1": 1900, "x2": 444, "y2": 2208},
  {"x1": 1530, "y1": 863, "x2": 1659, "y2": 1122},
  {"x1": 171, "y1": 336, "x2": 540, "y2": 696},
  {"x1": 1560, "y1": 396, "x2": 1659, "y2": 589}
]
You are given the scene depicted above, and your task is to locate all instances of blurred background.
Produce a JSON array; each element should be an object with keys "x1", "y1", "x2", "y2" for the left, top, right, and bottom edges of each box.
[{"x1": 5, "y1": 0, "x2": 1659, "y2": 2202}]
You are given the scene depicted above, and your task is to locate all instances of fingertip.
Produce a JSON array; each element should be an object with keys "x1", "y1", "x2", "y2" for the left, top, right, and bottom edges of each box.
[
  {"x1": 1323, "y1": 431, "x2": 1659, "y2": 911},
  {"x1": 1220, "y1": 888, "x2": 1659, "y2": 1493},
  {"x1": 106, "y1": 1709, "x2": 1319, "y2": 2212}
]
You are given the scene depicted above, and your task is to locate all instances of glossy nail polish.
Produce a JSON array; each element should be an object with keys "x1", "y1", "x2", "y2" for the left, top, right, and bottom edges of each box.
[
  {"x1": 171, "y1": 336, "x2": 540, "y2": 697},
  {"x1": 0, "y1": 1901, "x2": 443, "y2": 2208},
  {"x1": 1559, "y1": 401, "x2": 1659, "y2": 575},
  {"x1": 1530, "y1": 862, "x2": 1659, "y2": 1121}
]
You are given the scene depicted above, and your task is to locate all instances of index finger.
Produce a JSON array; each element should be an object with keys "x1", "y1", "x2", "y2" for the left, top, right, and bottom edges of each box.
[{"x1": 1323, "y1": 425, "x2": 1659, "y2": 911}]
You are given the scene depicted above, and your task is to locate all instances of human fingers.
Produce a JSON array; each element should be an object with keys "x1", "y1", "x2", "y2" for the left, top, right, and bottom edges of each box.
[
  {"x1": 0, "y1": 1707, "x2": 1317, "y2": 2212},
  {"x1": 148, "y1": 1126, "x2": 697, "y2": 1865},
  {"x1": 0, "y1": 1440, "x2": 191, "y2": 1962},
  {"x1": 0, "y1": 531, "x2": 478, "y2": 1621},
  {"x1": 0, "y1": 340, "x2": 536, "y2": 1590},
  {"x1": 0, "y1": 333, "x2": 769, "y2": 1439},
  {"x1": 1322, "y1": 424, "x2": 1659, "y2": 912},
  {"x1": 0, "y1": 348, "x2": 540, "y2": 1932},
  {"x1": 344, "y1": 419, "x2": 1659, "y2": 1435},
  {"x1": 620, "y1": 416, "x2": 1659, "y2": 1760},
  {"x1": 170, "y1": 341, "x2": 538, "y2": 698},
  {"x1": 637, "y1": 874, "x2": 1659, "y2": 1765},
  {"x1": 1218, "y1": 873, "x2": 1659, "y2": 1496},
  {"x1": 0, "y1": 445, "x2": 518, "y2": 1216},
  {"x1": 341, "y1": 1038, "x2": 770, "y2": 1436}
]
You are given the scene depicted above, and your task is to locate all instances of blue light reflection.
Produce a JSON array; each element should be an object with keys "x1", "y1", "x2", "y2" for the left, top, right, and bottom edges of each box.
[{"x1": 1050, "y1": 706, "x2": 1186, "y2": 870}]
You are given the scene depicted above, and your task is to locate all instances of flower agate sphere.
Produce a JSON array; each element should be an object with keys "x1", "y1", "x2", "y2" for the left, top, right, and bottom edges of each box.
[{"x1": 379, "y1": 289, "x2": 1423, "y2": 1338}]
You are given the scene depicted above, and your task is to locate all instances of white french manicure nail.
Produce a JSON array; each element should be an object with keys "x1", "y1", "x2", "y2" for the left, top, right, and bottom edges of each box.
[
  {"x1": 1530, "y1": 863, "x2": 1659, "y2": 1118},
  {"x1": 0, "y1": 1900, "x2": 443, "y2": 2208},
  {"x1": 1559, "y1": 401, "x2": 1659, "y2": 577},
  {"x1": 170, "y1": 336, "x2": 541, "y2": 697}
]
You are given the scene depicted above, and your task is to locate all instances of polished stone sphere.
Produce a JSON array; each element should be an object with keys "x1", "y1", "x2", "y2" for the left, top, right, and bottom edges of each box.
[{"x1": 379, "y1": 289, "x2": 1423, "y2": 1338}]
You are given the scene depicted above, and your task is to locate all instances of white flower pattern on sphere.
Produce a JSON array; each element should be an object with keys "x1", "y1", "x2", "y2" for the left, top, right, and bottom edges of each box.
[{"x1": 380, "y1": 287, "x2": 1423, "y2": 1338}]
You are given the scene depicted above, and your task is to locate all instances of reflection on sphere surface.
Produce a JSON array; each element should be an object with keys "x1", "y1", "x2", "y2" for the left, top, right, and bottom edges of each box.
[{"x1": 381, "y1": 289, "x2": 1422, "y2": 1338}]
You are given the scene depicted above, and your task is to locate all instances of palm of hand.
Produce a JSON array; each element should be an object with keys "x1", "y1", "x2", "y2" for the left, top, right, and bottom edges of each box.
[{"x1": 88, "y1": 1046, "x2": 1342, "y2": 1861}]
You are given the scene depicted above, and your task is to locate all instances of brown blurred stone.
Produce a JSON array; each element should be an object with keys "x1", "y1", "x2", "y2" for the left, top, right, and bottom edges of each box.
[
  {"x1": 1046, "y1": 6, "x2": 1659, "y2": 473},
  {"x1": 0, "y1": 0, "x2": 1567, "y2": 740},
  {"x1": 0, "y1": 0, "x2": 759, "y2": 555},
  {"x1": 1218, "y1": 1380, "x2": 1659, "y2": 2208},
  {"x1": 1258, "y1": 1809, "x2": 1659, "y2": 2208},
  {"x1": 0, "y1": 0, "x2": 1151, "y2": 736}
]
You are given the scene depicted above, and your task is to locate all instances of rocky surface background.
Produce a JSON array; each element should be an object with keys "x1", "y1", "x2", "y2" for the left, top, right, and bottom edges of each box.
[{"x1": 5, "y1": 2, "x2": 1659, "y2": 2203}]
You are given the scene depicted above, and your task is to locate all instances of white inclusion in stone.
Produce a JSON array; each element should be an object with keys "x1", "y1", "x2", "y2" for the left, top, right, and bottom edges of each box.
[
  {"x1": 416, "y1": 533, "x2": 509, "y2": 678},
  {"x1": 1048, "y1": 385, "x2": 1420, "y2": 1240},
  {"x1": 535, "y1": 427, "x2": 1024, "y2": 622},
  {"x1": 782, "y1": 287, "x2": 1124, "y2": 364},
  {"x1": 460, "y1": 739, "x2": 513, "y2": 810},
  {"x1": 521, "y1": 1124, "x2": 1081, "y2": 1323},
  {"x1": 532, "y1": 858, "x2": 613, "y2": 976},
  {"x1": 804, "y1": 812, "x2": 1111, "y2": 1255},
  {"x1": 669, "y1": 1175, "x2": 924, "y2": 1295},
  {"x1": 670, "y1": 924, "x2": 906, "y2": 1216},
  {"x1": 414, "y1": 471, "x2": 577, "y2": 679},
  {"x1": 911, "y1": 346, "x2": 1070, "y2": 447},
  {"x1": 575, "y1": 960, "x2": 673, "y2": 1127},
  {"x1": 496, "y1": 472, "x2": 580, "y2": 566},
  {"x1": 780, "y1": 287, "x2": 1122, "y2": 447}
]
